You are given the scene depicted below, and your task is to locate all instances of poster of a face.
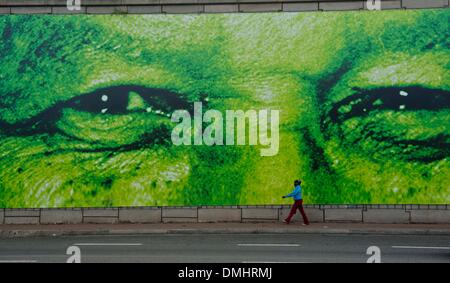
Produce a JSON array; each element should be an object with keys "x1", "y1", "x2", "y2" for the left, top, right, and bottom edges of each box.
[{"x1": 0, "y1": 9, "x2": 448, "y2": 208}]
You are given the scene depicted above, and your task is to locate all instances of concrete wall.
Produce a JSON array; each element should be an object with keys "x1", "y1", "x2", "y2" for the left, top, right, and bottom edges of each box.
[
  {"x1": 0, "y1": 205, "x2": 448, "y2": 224},
  {"x1": 0, "y1": 0, "x2": 448, "y2": 14}
]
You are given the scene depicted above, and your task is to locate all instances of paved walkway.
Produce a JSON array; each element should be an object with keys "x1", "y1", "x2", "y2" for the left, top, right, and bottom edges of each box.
[{"x1": 1, "y1": 222, "x2": 449, "y2": 237}]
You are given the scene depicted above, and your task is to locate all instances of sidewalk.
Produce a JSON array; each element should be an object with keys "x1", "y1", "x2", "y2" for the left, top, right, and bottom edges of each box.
[{"x1": 1, "y1": 222, "x2": 450, "y2": 238}]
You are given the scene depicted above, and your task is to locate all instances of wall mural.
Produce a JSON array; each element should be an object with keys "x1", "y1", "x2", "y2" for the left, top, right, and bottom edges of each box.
[{"x1": 0, "y1": 9, "x2": 448, "y2": 208}]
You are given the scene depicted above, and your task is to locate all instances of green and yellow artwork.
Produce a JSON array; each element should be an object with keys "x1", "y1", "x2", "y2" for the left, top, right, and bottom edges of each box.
[{"x1": 0, "y1": 9, "x2": 449, "y2": 208}]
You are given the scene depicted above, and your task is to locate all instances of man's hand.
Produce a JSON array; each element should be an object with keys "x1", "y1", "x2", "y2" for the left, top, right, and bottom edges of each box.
[{"x1": 282, "y1": 196, "x2": 286, "y2": 199}]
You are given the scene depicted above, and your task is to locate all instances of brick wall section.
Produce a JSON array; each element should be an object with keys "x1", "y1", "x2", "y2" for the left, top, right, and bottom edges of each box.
[
  {"x1": 0, "y1": 205, "x2": 448, "y2": 224},
  {"x1": 0, "y1": 0, "x2": 448, "y2": 14}
]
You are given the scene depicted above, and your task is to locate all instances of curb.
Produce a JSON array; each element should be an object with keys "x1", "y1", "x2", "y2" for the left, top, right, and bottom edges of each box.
[{"x1": 2, "y1": 228, "x2": 450, "y2": 238}]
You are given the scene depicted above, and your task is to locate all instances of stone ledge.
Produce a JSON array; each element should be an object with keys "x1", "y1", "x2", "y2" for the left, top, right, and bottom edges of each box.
[
  {"x1": 162, "y1": 4, "x2": 204, "y2": 13},
  {"x1": 41, "y1": 209, "x2": 83, "y2": 224},
  {"x1": 319, "y1": 1, "x2": 364, "y2": 11},
  {"x1": 204, "y1": 4, "x2": 238, "y2": 13},
  {"x1": 5, "y1": 209, "x2": 40, "y2": 217},
  {"x1": 124, "y1": 0, "x2": 160, "y2": 4},
  {"x1": 242, "y1": 208, "x2": 279, "y2": 220},
  {"x1": 119, "y1": 208, "x2": 161, "y2": 223},
  {"x1": 10, "y1": 6, "x2": 52, "y2": 14},
  {"x1": 162, "y1": 207, "x2": 197, "y2": 218},
  {"x1": 282, "y1": 2, "x2": 319, "y2": 12},
  {"x1": 410, "y1": 210, "x2": 450, "y2": 224},
  {"x1": 402, "y1": 0, "x2": 448, "y2": 8},
  {"x1": 239, "y1": 3, "x2": 283, "y2": 12},
  {"x1": 198, "y1": 208, "x2": 241, "y2": 222},
  {"x1": 435, "y1": 205, "x2": 448, "y2": 210},
  {"x1": 0, "y1": 7, "x2": 11, "y2": 13},
  {"x1": 325, "y1": 208, "x2": 363, "y2": 223},
  {"x1": 83, "y1": 208, "x2": 119, "y2": 217},
  {"x1": 4, "y1": 0, "x2": 48, "y2": 5},
  {"x1": 363, "y1": 209, "x2": 410, "y2": 224},
  {"x1": 363, "y1": 0, "x2": 401, "y2": 10},
  {"x1": 4, "y1": 217, "x2": 40, "y2": 224},
  {"x1": 0, "y1": 1, "x2": 448, "y2": 14},
  {"x1": 52, "y1": 6, "x2": 87, "y2": 13},
  {"x1": 49, "y1": 0, "x2": 123, "y2": 5},
  {"x1": 5, "y1": 0, "x2": 438, "y2": 6},
  {"x1": 0, "y1": 205, "x2": 448, "y2": 224},
  {"x1": 86, "y1": 5, "x2": 128, "y2": 13},
  {"x1": 127, "y1": 5, "x2": 161, "y2": 13}
]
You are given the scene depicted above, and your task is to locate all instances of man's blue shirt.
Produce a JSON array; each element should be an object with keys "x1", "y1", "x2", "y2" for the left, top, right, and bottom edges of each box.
[{"x1": 286, "y1": 185, "x2": 302, "y2": 200}]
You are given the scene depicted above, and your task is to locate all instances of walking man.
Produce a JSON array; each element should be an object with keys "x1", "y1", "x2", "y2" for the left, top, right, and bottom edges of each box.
[{"x1": 282, "y1": 180, "x2": 310, "y2": 225}]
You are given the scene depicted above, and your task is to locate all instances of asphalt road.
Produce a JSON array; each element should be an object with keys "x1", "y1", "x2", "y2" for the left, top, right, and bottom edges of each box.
[{"x1": 0, "y1": 233, "x2": 449, "y2": 263}]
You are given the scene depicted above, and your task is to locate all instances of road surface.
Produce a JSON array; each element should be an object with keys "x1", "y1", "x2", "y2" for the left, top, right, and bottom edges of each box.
[{"x1": 0, "y1": 233, "x2": 449, "y2": 263}]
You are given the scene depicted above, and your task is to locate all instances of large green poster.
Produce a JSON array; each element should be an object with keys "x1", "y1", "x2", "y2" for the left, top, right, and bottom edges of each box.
[{"x1": 0, "y1": 9, "x2": 448, "y2": 208}]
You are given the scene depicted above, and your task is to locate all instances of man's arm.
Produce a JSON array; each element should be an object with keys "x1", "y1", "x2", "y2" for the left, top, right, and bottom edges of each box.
[{"x1": 283, "y1": 187, "x2": 299, "y2": 198}]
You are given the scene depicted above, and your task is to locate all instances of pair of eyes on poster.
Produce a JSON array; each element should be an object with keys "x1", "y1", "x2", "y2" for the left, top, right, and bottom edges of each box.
[{"x1": 0, "y1": 9, "x2": 448, "y2": 208}]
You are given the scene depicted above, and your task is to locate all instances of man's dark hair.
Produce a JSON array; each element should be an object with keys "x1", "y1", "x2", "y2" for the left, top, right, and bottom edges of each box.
[{"x1": 294, "y1": 179, "x2": 301, "y2": 186}]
